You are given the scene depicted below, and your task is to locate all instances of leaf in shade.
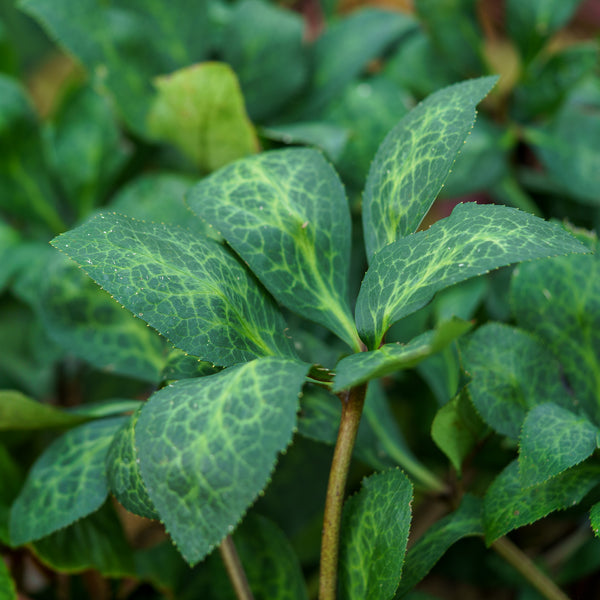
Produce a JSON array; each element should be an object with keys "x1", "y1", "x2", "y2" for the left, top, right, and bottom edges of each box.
[
  {"x1": 0, "y1": 557, "x2": 16, "y2": 600},
  {"x1": 356, "y1": 202, "x2": 589, "y2": 349},
  {"x1": 147, "y1": 62, "x2": 258, "y2": 172},
  {"x1": 136, "y1": 357, "x2": 309, "y2": 565},
  {"x1": 510, "y1": 251, "x2": 600, "y2": 422},
  {"x1": 460, "y1": 323, "x2": 571, "y2": 439},
  {"x1": 396, "y1": 495, "x2": 483, "y2": 598},
  {"x1": 51, "y1": 213, "x2": 296, "y2": 367},
  {"x1": 339, "y1": 469, "x2": 413, "y2": 600},
  {"x1": 9, "y1": 417, "x2": 126, "y2": 545},
  {"x1": 31, "y1": 502, "x2": 135, "y2": 577},
  {"x1": 519, "y1": 402, "x2": 599, "y2": 487},
  {"x1": 483, "y1": 460, "x2": 600, "y2": 544},
  {"x1": 333, "y1": 317, "x2": 472, "y2": 391},
  {"x1": 187, "y1": 148, "x2": 360, "y2": 349},
  {"x1": 362, "y1": 76, "x2": 497, "y2": 261},
  {"x1": 590, "y1": 502, "x2": 600, "y2": 538},
  {"x1": 431, "y1": 388, "x2": 488, "y2": 474}
]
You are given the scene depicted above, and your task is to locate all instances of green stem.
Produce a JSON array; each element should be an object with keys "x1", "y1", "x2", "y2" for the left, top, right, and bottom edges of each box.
[
  {"x1": 219, "y1": 535, "x2": 255, "y2": 600},
  {"x1": 319, "y1": 383, "x2": 367, "y2": 600},
  {"x1": 491, "y1": 537, "x2": 571, "y2": 600}
]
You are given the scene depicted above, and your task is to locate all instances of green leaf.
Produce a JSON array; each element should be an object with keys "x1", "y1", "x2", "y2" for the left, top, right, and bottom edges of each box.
[
  {"x1": 324, "y1": 75, "x2": 413, "y2": 189},
  {"x1": 334, "y1": 317, "x2": 472, "y2": 391},
  {"x1": 39, "y1": 254, "x2": 167, "y2": 384},
  {"x1": 51, "y1": 213, "x2": 296, "y2": 367},
  {"x1": 483, "y1": 460, "x2": 600, "y2": 544},
  {"x1": 396, "y1": 495, "x2": 483, "y2": 598},
  {"x1": 260, "y1": 122, "x2": 349, "y2": 163},
  {"x1": 0, "y1": 220, "x2": 20, "y2": 292},
  {"x1": 530, "y1": 98, "x2": 600, "y2": 205},
  {"x1": 9, "y1": 417, "x2": 126, "y2": 545},
  {"x1": 0, "y1": 74, "x2": 64, "y2": 233},
  {"x1": 431, "y1": 388, "x2": 488, "y2": 473},
  {"x1": 67, "y1": 399, "x2": 143, "y2": 419},
  {"x1": 506, "y1": 0, "x2": 584, "y2": 61},
  {"x1": 339, "y1": 469, "x2": 413, "y2": 600},
  {"x1": 0, "y1": 390, "x2": 88, "y2": 430},
  {"x1": 187, "y1": 148, "x2": 360, "y2": 350},
  {"x1": 232, "y1": 514, "x2": 309, "y2": 600},
  {"x1": 136, "y1": 357, "x2": 309, "y2": 565},
  {"x1": 109, "y1": 172, "x2": 220, "y2": 240},
  {"x1": 356, "y1": 202, "x2": 589, "y2": 349},
  {"x1": 590, "y1": 502, "x2": 600, "y2": 538},
  {"x1": 362, "y1": 76, "x2": 497, "y2": 261},
  {"x1": 19, "y1": 0, "x2": 216, "y2": 135},
  {"x1": 460, "y1": 323, "x2": 571, "y2": 439},
  {"x1": 0, "y1": 557, "x2": 16, "y2": 600},
  {"x1": 415, "y1": 0, "x2": 484, "y2": 77},
  {"x1": 106, "y1": 409, "x2": 158, "y2": 520},
  {"x1": 510, "y1": 252, "x2": 600, "y2": 422},
  {"x1": 519, "y1": 403, "x2": 599, "y2": 487},
  {"x1": 222, "y1": 0, "x2": 307, "y2": 123},
  {"x1": 0, "y1": 445, "x2": 22, "y2": 545},
  {"x1": 31, "y1": 502, "x2": 135, "y2": 577},
  {"x1": 147, "y1": 62, "x2": 258, "y2": 172},
  {"x1": 300, "y1": 8, "x2": 417, "y2": 117},
  {"x1": 45, "y1": 84, "x2": 129, "y2": 217}
]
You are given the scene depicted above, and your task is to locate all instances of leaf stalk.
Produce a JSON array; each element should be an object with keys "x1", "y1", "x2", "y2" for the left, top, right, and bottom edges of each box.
[
  {"x1": 219, "y1": 534, "x2": 255, "y2": 600},
  {"x1": 319, "y1": 383, "x2": 367, "y2": 600}
]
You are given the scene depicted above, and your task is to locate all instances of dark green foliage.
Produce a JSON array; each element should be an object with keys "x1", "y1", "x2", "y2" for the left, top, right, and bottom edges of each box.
[{"x1": 2, "y1": 1, "x2": 599, "y2": 599}]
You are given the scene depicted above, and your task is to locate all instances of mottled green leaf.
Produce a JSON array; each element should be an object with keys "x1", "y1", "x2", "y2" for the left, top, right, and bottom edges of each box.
[
  {"x1": 334, "y1": 317, "x2": 472, "y2": 392},
  {"x1": 396, "y1": 495, "x2": 483, "y2": 597},
  {"x1": 300, "y1": 8, "x2": 417, "y2": 117},
  {"x1": 39, "y1": 254, "x2": 167, "y2": 383},
  {"x1": 415, "y1": 0, "x2": 484, "y2": 76},
  {"x1": 148, "y1": 62, "x2": 258, "y2": 172},
  {"x1": 222, "y1": 0, "x2": 306, "y2": 122},
  {"x1": 0, "y1": 558, "x2": 16, "y2": 600},
  {"x1": 356, "y1": 202, "x2": 589, "y2": 349},
  {"x1": 461, "y1": 323, "x2": 571, "y2": 438},
  {"x1": 45, "y1": 84, "x2": 129, "y2": 216},
  {"x1": 51, "y1": 213, "x2": 295, "y2": 367},
  {"x1": 0, "y1": 390, "x2": 88, "y2": 431},
  {"x1": 187, "y1": 148, "x2": 360, "y2": 350},
  {"x1": 483, "y1": 460, "x2": 600, "y2": 544},
  {"x1": 31, "y1": 502, "x2": 135, "y2": 577},
  {"x1": 362, "y1": 76, "x2": 497, "y2": 261},
  {"x1": 506, "y1": 0, "x2": 584, "y2": 60},
  {"x1": 136, "y1": 357, "x2": 309, "y2": 564},
  {"x1": 339, "y1": 469, "x2": 413, "y2": 600},
  {"x1": 109, "y1": 172, "x2": 219, "y2": 240},
  {"x1": 431, "y1": 388, "x2": 488, "y2": 473},
  {"x1": 324, "y1": 75, "x2": 413, "y2": 189},
  {"x1": 510, "y1": 252, "x2": 600, "y2": 421},
  {"x1": 106, "y1": 409, "x2": 158, "y2": 520},
  {"x1": 9, "y1": 417, "x2": 126, "y2": 545},
  {"x1": 19, "y1": 0, "x2": 216, "y2": 135},
  {"x1": 0, "y1": 74, "x2": 63, "y2": 233},
  {"x1": 531, "y1": 99, "x2": 600, "y2": 205},
  {"x1": 519, "y1": 403, "x2": 599, "y2": 487}
]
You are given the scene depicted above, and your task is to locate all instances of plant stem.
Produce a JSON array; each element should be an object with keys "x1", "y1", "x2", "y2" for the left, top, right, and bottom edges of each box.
[
  {"x1": 219, "y1": 535, "x2": 255, "y2": 600},
  {"x1": 491, "y1": 537, "x2": 571, "y2": 600},
  {"x1": 319, "y1": 383, "x2": 367, "y2": 600}
]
